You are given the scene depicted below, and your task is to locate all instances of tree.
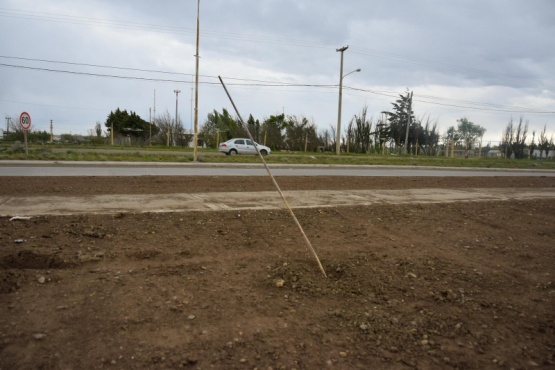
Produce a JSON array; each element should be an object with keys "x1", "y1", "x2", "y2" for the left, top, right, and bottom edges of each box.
[
  {"x1": 347, "y1": 106, "x2": 373, "y2": 154},
  {"x1": 529, "y1": 130, "x2": 536, "y2": 158},
  {"x1": 261, "y1": 114, "x2": 287, "y2": 150},
  {"x1": 5, "y1": 117, "x2": 48, "y2": 143},
  {"x1": 318, "y1": 127, "x2": 334, "y2": 151},
  {"x1": 382, "y1": 90, "x2": 416, "y2": 151},
  {"x1": 499, "y1": 117, "x2": 531, "y2": 159},
  {"x1": 419, "y1": 117, "x2": 440, "y2": 156},
  {"x1": 500, "y1": 120, "x2": 514, "y2": 158},
  {"x1": 374, "y1": 116, "x2": 390, "y2": 154},
  {"x1": 456, "y1": 118, "x2": 486, "y2": 157},
  {"x1": 6, "y1": 116, "x2": 24, "y2": 141},
  {"x1": 443, "y1": 126, "x2": 460, "y2": 157},
  {"x1": 152, "y1": 111, "x2": 186, "y2": 146},
  {"x1": 284, "y1": 116, "x2": 320, "y2": 151},
  {"x1": 105, "y1": 108, "x2": 152, "y2": 141},
  {"x1": 31, "y1": 130, "x2": 50, "y2": 142},
  {"x1": 328, "y1": 124, "x2": 337, "y2": 151},
  {"x1": 511, "y1": 117, "x2": 528, "y2": 159},
  {"x1": 247, "y1": 114, "x2": 261, "y2": 143},
  {"x1": 538, "y1": 125, "x2": 551, "y2": 158},
  {"x1": 60, "y1": 133, "x2": 78, "y2": 143},
  {"x1": 95, "y1": 122, "x2": 102, "y2": 138},
  {"x1": 199, "y1": 108, "x2": 244, "y2": 148},
  {"x1": 87, "y1": 121, "x2": 104, "y2": 145}
]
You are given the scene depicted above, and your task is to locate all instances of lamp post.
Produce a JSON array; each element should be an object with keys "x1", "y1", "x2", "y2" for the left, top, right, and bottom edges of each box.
[
  {"x1": 174, "y1": 89, "x2": 181, "y2": 125},
  {"x1": 174, "y1": 89, "x2": 181, "y2": 146},
  {"x1": 335, "y1": 45, "x2": 360, "y2": 155}
]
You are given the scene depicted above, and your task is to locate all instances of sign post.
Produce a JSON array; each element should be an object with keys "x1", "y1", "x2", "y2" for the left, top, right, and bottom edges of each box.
[{"x1": 19, "y1": 112, "x2": 31, "y2": 156}]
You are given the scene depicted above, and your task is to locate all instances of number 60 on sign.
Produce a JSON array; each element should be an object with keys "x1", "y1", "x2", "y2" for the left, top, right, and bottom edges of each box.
[{"x1": 19, "y1": 112, "x2": 32, "y2": 131}]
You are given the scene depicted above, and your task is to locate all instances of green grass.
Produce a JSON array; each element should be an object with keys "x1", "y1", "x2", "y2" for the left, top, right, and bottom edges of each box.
[
  {"x1": 198, "y1": 153, "x2": 555, "y2": 169},
  {"x1": 0, "y1": 143, "x2": 554, "y2": 170}
]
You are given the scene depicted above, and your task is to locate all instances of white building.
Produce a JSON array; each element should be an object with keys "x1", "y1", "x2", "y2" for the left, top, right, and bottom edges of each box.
[{"x1": 532, "y1": 149, "x2": 555, "y2": 159}]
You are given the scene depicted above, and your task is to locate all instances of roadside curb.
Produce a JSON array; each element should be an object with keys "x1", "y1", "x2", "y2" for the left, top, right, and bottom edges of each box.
[{"x1": 1, "y1": 160, "x2": 554, "y2": 173}]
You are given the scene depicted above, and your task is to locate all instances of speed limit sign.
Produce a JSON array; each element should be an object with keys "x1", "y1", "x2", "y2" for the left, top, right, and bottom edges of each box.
[{"x1": 19, "y1": 112, "x2": 32, "y2": 131}]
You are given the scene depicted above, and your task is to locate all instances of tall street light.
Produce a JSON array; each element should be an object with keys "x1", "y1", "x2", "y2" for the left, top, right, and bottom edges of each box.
[
  {"x1": 336, "y1": 45, "x2": 360, "y2": 155},
  {"x1": 174, "y1": 89, "x2": 181, "y2": 146},
  {"x1": 174, "y1": 89, "x2": 181, "y2": 125}
]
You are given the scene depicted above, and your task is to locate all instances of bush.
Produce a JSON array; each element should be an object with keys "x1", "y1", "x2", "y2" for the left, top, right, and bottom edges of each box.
[{"x1": 7, "y1": 142, "x2": 25, "y2": 154}]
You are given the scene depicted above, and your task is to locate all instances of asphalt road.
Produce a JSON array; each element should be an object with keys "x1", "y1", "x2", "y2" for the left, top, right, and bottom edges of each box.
[{"x1": 1, "y1": 161, "x2": 554, "y2": 177}]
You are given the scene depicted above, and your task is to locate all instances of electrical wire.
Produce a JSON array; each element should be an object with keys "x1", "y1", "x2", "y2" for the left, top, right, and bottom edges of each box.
[
  {"x1": 1, "y1": 61, "x2": 552, "y2": 115},
  {"x1": 0, "y1": 56, "x2": 330, "y2": 86},
  {"x1": 0, "y1": 8, "x2": 329, "y2": 48},
  {"x1": 0, "y1": 7, "x2": 547, "y2": 89},
  {"x1": 0, "y1": 8, "x2": 196, "y2": 36},
  {"x1": 0, "y1": 62, "x2": 337, "y2": 88},
  {"x1": 344, "y1": 86, "x2": 555, "y2": 114},
  {"x1": 0, "y1": 55, "x2": 195, "y2": 77}
]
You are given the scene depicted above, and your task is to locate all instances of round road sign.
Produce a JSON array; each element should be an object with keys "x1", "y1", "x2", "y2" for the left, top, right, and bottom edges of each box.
[{"x1": 19, "y1": 112, "x2": 32, "y2": 131}]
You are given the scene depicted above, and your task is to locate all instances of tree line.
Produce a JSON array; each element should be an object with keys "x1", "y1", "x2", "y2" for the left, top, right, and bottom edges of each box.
[{"x1": 4, "y1": 92, "x2": 554, "y2": 158}]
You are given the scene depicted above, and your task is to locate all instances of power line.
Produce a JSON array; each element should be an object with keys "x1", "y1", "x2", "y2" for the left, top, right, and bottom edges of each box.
[
  {"x1": 0, "y1": 62, "x2": 192, "y2": 83},
  {"x1": 0, "y1": 8, "x2": 196, "y2": 35},
  {"x1": 1, "y1": 61, "x2": 552, "y2": 116},
  {"x1": 0, "y1": 56, "x2": 333, "y2": 86},
  {"x1": 345, "y1": 86, "x2": 555, "y2": 114},
  {"x1": 0, "y1": 7, "x2": 547, "y2": 89},
  {"x1": 0, "y1": 55, "x2": 195, "y2": 77},
  {"x1": 0, "y1": 8, "x2": 327, "y2": 48},
  {"x1": 0, "y1": 62, "x2": 336, "y2": 88}
]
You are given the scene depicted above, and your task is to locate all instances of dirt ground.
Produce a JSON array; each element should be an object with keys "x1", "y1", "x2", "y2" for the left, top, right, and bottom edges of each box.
[{"x1": 1, "y1": 176, "x2": 554, "y2": 370}]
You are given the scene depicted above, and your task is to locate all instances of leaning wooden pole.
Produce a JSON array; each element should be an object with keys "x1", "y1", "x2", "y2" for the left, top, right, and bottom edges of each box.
[{"x1": 218, "y1": 76, "x2": 327, "y2": 278}]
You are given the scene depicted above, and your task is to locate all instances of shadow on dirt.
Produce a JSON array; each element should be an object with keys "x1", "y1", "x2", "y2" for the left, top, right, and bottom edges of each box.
[{"x1": 0, "y1": 250, "x2": 74, "y2": 270}]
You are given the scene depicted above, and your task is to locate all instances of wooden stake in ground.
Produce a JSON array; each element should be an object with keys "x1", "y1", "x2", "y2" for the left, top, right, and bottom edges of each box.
[{"x1": 218, "y1": 76, "x2": 327, "y2": 278}]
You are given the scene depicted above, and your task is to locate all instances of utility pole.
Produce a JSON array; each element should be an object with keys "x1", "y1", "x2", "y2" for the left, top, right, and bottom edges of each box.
[
  {"x1": 193, "y1": 0, "x2": 201, "y2": 161},
  {"x1": 5, "y1": 116, "x2": 11, "y2": 137},
  {"x1": 50, "y1": 120, "x2": 53, "y2": 143},
  {"x1": 404, "y1": 91, "x2": 413, "y2": 155},
  {"x1": 149, "y1": 107, "x2": 152, "y2": 146},
  {"x1": 174, "y1": 89, "x2": 181, "y2": 126},
  {"x1": 190, "y1": 78, "x2": 194, "y2": 133},
  {"x1": 153, "y1": 89, "x2": 156, "y2": 146},
  {"x1": 174, "y1": 89, "x2": 181, "y2": 147},
  {"x1": 335, "y1": 45, "x2": 348, "y2": 155}
]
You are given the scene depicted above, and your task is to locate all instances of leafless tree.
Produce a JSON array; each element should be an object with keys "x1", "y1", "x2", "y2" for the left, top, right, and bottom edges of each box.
[{"x1": 153, "y1": 111, "x2": 189, "y2": 146}]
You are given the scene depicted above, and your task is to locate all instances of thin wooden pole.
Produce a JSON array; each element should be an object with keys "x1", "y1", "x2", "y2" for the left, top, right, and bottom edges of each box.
[{"x1": 218, "y1": 76, "x2": 327, "y2": 278}]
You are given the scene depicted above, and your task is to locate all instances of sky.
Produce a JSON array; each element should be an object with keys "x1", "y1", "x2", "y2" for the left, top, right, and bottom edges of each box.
[{"x1": 1, "y1": 0, "x2": 554, "y2": 144}]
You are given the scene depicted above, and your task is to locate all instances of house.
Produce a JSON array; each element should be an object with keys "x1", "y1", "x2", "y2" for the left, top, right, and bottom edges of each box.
[
  {"x1": 487, "y1": 150, "x2": 503, "y2": 158},
  {"x1": 532, "y1": 149, "x2": 555, "y2": 159}
]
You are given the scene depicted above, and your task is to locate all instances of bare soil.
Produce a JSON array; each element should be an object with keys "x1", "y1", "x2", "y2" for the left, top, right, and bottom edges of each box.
[{"x1": 1, "y1": 176, "x2": 554, "y2": 369}]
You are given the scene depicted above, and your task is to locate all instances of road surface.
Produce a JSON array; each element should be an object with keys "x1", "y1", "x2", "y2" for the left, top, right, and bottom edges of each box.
[{"x1": 1, "y1": 161, "x2": 554, "y2": 177}]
